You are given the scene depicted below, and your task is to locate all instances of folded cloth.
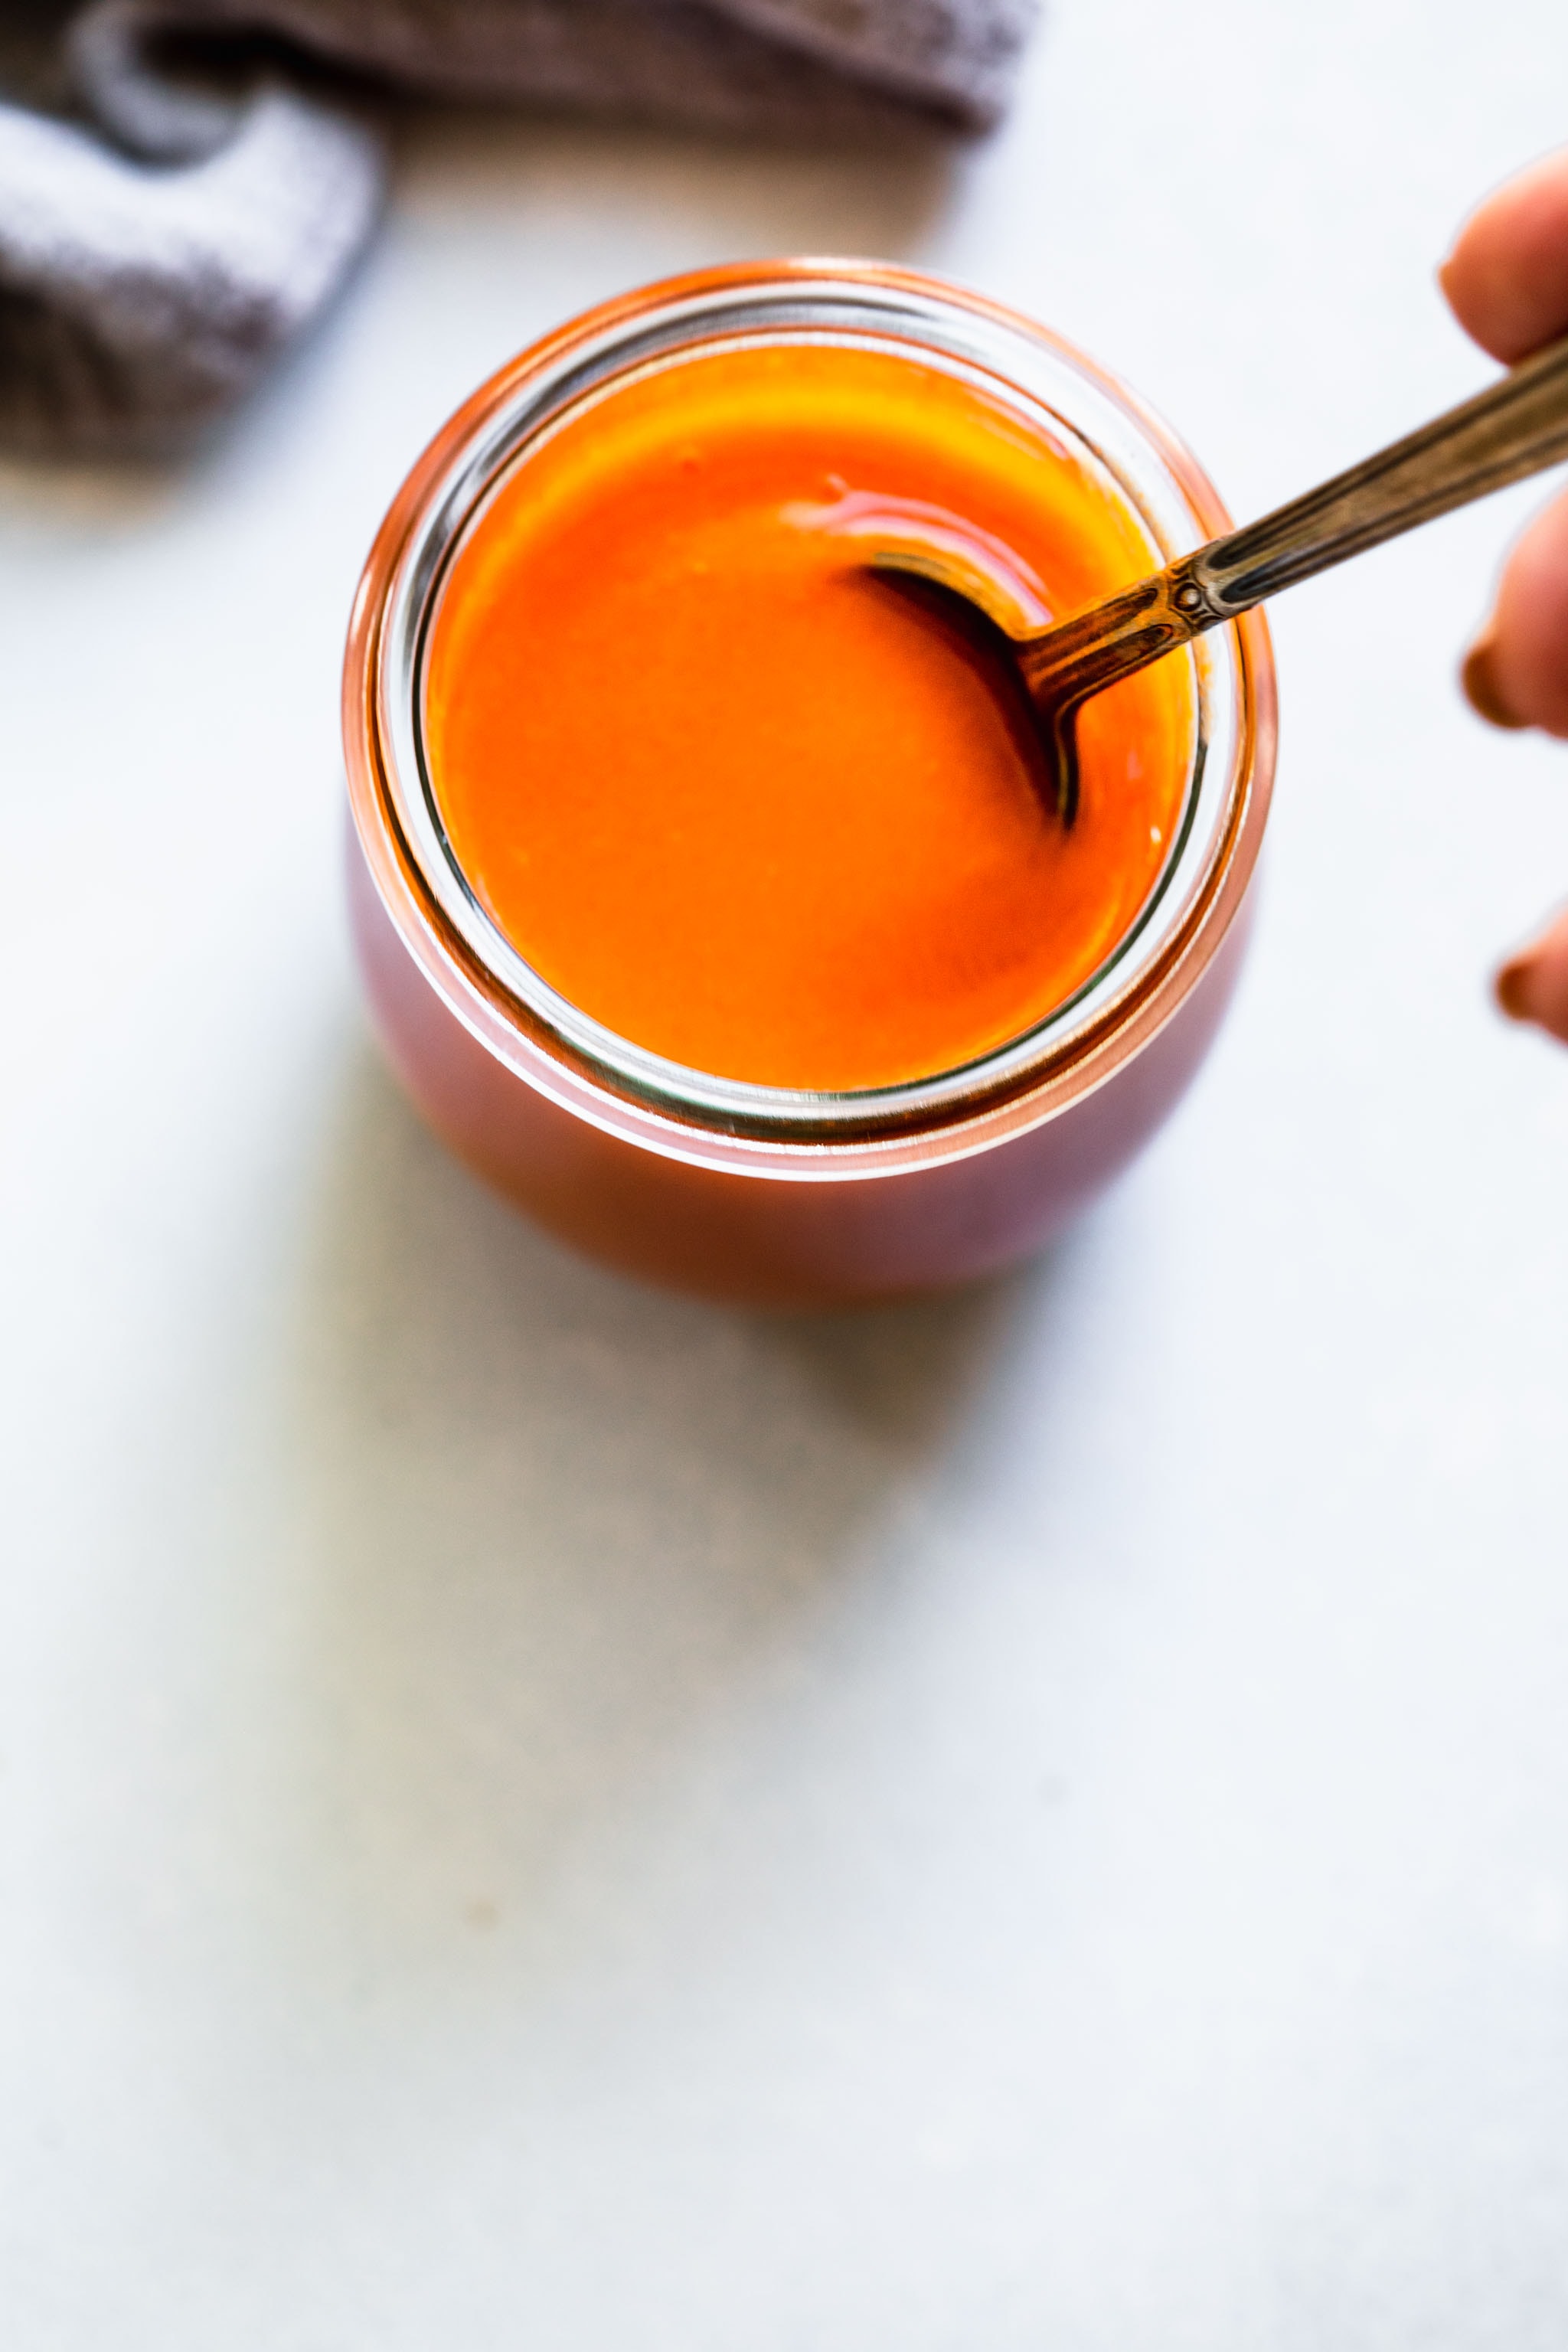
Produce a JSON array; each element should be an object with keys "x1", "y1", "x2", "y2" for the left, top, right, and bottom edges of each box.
[{"x1": 0, "y1": 0, "x2": 1037, "y2": 452}]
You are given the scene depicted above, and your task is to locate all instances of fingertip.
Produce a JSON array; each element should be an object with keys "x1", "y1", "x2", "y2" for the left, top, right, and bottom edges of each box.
[
  {"x1": 1494, "y1": 952, "x2": 1536, "y2": 1020},
  {"x1": 1485, "y1": 488, "x2": 1568, "y2": 738},
  {"x1": 1461, "y1": 630, "x2": 1528, "y2": 730},
  {"x1": 1494, "y1": 906, "x2": 1568, "y2": 1043},
  {"x1": 1442, "y1": 147, "x2": 1568, "y2": 361}
]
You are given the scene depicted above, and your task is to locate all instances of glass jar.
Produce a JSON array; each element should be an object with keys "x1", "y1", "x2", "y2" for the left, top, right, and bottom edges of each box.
[{"x1": 343, "y1": 260, "x2": 1276, "y2": 1305}]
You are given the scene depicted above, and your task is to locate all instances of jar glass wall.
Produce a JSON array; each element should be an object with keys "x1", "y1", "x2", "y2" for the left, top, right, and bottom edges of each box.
[{"x1": 344, "y1": 261, "x2": 1276, "y2": 1303}]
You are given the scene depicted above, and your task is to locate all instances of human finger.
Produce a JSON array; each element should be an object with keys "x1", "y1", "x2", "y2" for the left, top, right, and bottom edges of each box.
[
  {"x1": 1462, "y1": 482, "x2": 1568, "y2": 737},
  {"x1": 1439, "y1": 147, "x2": 1568, "y2": 363},
  {"x1": 1496, "y1": 902, "x2": 1568, "y2": 1041}
]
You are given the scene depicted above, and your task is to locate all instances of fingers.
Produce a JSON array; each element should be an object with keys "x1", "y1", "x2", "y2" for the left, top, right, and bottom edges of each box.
[
  {"x1": 1439, "y1": 146, "x2": 1568, "y2": 362},
  {"x1": 1497, "y1": 902, "x2": 1568, "y2": 1042},
  {"x1": 1444, "y1": 152, "x2": 1568, "y2": 1039},
  {"x1": 1447, "y1": 149, "x2": 1568, "y2": 736},
  {"x1": 1463, "y1": 482, "x2": 1568, "y2": 737}
]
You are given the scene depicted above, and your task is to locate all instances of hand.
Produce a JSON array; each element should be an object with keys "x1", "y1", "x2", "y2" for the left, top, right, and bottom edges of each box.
[{"x1": 1442, "y1": 149, "x2": 1568, "y2": 1040}]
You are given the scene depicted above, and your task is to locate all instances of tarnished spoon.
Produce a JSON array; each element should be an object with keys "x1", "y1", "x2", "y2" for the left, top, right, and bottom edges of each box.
[{"x1": 869, "y1": 329, "x2": 1568, "y2": 825}]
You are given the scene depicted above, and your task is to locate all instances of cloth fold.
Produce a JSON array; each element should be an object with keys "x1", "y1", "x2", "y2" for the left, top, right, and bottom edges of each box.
[{"x1": 0, "y1": 0, "x2": 1037, "y2": 452}]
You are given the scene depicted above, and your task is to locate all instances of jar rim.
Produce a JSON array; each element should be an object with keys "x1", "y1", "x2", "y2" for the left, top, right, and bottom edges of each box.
[{"x1": 344, "y1": 260, "x2": 1276, "y2": 1162}]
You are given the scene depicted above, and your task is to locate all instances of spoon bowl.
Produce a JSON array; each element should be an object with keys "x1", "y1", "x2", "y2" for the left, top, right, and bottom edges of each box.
[{"x1": 867, "y1": 325, "x2": 1568, "y2": 824}]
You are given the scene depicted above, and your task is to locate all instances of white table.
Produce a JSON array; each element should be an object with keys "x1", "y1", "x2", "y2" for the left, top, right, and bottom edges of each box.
[{"x1": 5, "y1": 4, "x2": 1568, "y2": 2344}]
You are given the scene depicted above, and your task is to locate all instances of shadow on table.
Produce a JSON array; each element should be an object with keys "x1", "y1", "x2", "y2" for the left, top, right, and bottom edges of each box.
[{"x1": 286, "y1": 1043, "x2": 1050, "y2": 1967}]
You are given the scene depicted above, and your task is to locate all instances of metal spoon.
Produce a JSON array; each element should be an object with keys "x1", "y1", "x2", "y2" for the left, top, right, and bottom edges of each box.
[{"x1": 869, "y1": 329, "x2": 1568, "y2": 825}]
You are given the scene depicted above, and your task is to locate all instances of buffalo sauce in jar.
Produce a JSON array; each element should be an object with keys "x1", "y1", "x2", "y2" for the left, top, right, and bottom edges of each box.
[{"x1": 421, "y1": 340, "x2": 1193, "y2": 1094}]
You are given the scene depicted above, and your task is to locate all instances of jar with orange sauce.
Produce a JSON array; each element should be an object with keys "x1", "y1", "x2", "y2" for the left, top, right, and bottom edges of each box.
[{"x1": 343, "y1": 262, "x2": 1276, "y2": 1305}]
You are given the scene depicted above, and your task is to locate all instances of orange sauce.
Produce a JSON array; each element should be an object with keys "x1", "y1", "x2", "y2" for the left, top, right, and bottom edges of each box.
[{"x1": 423, "y1": 342, "x2": 1193, "y2": 1091}]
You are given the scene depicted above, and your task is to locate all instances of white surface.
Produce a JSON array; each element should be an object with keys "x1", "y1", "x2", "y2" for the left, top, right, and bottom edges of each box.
[{"x1": 5, "y1": 4, "x2": 1568, "y2": 2345}]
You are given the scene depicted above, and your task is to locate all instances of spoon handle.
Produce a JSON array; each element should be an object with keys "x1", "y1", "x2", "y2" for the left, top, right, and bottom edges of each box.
[{"x1": 1020, "y1": 328, "x2": 1568, "y2": 710}]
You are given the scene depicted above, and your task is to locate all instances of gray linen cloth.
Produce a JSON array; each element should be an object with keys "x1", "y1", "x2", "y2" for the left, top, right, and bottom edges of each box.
[{"x1": 0, "y1": 0, "x2": 1037, "y2": 452}]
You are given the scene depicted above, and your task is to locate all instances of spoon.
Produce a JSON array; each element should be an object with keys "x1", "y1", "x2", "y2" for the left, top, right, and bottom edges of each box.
[{"x1": 868, "y1": 328, "x2": 1568, "y2": 825}]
